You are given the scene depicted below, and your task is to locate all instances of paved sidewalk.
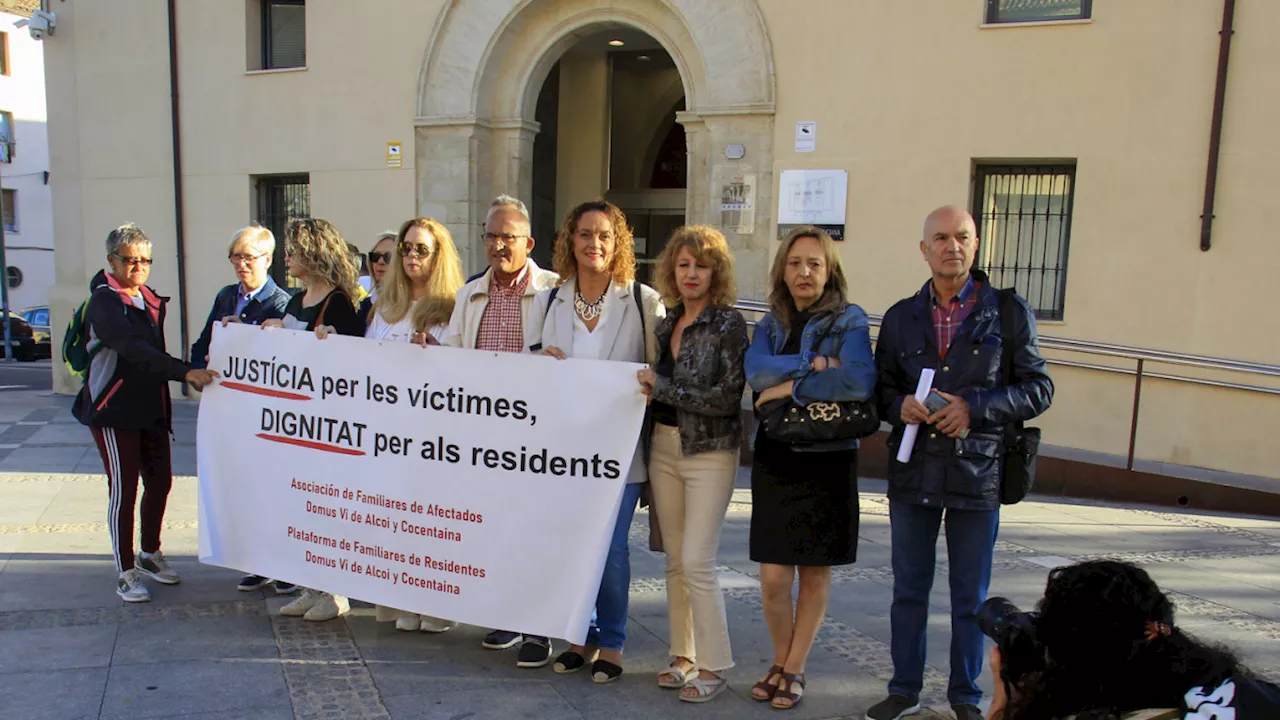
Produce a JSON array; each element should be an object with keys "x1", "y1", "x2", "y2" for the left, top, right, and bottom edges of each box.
[{"x1": 2, "y1": 390, "x2": 1280, "y2": 720}]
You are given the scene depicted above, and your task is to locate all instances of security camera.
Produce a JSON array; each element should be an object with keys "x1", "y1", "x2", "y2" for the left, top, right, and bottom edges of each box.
[{"x1": 14, "y1": 10, "x2": 56, "y2": 41}]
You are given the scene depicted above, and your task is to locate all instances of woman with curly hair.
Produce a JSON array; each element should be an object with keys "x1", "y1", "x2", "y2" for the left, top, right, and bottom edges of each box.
[
  {"x1": 635, "y1": 225, "x2": 747, "y2": 703},
  {"x1": 263, "y1": 218, "x2": 365, "y2": 621},
  {"x1": 526, "y1": 200, "x2": 665, "y2": 681},
  {"x1": 989, "y1": 559, "x2": 1280, "y2": 719},
  {"x1": 264, "y1": 218, "x2": 365, "y2": 338}
]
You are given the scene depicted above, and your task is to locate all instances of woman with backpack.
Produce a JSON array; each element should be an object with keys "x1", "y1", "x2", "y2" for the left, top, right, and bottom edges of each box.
[
  {"x1": 525, "y1": 200, "x2": 665, "y2": 681},
  {"x1": 73, "y1": 223, "x2": 219, "y2": 603}
]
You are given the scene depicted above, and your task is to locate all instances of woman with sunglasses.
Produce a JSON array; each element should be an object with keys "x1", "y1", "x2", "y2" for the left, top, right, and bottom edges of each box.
[
  {"x1": 261, "y1": 218, "x2": 366, "y2": 621},
  {"x1": 315, "y1": 217, "x2": 464, "y2": 630},
  {"x1": 366, "y1": 233, "x2": 396, "y2": 296}
]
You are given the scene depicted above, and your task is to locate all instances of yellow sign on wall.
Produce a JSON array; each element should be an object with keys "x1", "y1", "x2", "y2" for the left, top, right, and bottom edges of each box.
[{"x1": 386, "y1": 142, "x2": 403, "y2": 168}]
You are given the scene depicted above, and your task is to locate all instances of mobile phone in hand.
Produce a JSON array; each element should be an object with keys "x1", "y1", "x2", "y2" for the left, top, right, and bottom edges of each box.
[{"x1": 923, "y1": 390, "x2": 950, "y2": 414}]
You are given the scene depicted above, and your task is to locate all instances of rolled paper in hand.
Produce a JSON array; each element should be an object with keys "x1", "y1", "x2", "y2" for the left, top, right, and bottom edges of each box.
[{"x1": 895, "y1": 368, "x2": 936, "y2": 464}]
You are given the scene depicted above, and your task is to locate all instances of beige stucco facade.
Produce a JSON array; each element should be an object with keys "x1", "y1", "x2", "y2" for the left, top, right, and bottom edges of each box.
[{"x1": 41, "y1": 0, "x2": 1280, "y2": 482}]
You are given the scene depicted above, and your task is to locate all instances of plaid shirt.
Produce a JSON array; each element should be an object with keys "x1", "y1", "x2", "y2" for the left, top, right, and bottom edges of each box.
[
  {"x1": 474, "y1": 265, "x2": 532, "y2": 353},
  {"x1": 929, "y1": 275, "x2": 979, "y2": 359}
]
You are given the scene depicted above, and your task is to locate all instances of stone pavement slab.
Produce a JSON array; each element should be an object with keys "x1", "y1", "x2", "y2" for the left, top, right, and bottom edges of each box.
[{"x1": 1, "y1": 391, "x2": 1279, "y2": 719}]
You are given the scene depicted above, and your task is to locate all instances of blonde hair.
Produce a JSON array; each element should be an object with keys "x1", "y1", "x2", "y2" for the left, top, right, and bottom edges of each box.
[
  {"x1": 374, "y1": 217, "x2": 463, "y2": 333},
  {"x1": 285, "y1": 218, "x2": 360, "y2": 308},
  {"x1": 228, "y1": 225, "x2": 275, "y2": 257},
  {"x1": 653, "y1": 225, "x2": 737, "y2": 308},
  {"x1": 552, "y1": 200, "x2": 636, "y2": 285},
  {"x1": 768, "y1": 225, "x2": 848, "y2": 328}
]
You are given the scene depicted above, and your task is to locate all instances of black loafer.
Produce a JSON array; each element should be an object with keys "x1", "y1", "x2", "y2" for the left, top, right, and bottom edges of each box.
[{"x1": 591, "y1": 659, "x2": 623, "y2": 684}]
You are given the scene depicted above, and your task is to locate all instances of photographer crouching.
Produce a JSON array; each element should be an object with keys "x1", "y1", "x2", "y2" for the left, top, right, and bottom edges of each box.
[{"x1": 983, "y1": 560, "x2": 1280, "y2": 719}]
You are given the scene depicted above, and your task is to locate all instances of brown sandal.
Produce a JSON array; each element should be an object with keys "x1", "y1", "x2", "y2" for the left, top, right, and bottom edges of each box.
[
  {"x1": 771, "y1": 672, "x2": 805, "y2": 710},
  {"x1": 751, "y1": 664, "x2": 784, "y2": 701}
]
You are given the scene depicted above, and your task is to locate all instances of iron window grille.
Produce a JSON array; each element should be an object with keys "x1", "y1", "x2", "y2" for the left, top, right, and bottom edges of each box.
[
  {"x1": 256, "y1": 175, "x2": 310, "y2": 288},
  {"x1": 971, "y1": 164, "x2": 1076, "y2": 321},
  {"x1": 985, "y1": 0, "x2": 1091, "y2": 24},
  {"x1": 263, "y1": 0, "x2": 306, "y2": 70}
]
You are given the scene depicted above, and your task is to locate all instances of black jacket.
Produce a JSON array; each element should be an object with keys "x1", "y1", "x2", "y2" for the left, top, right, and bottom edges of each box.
[
  {"x1": 874, "y1": 270, "x2": 1054, "y2": 510},
  {"x1": 651, "y1": 305, "x2": 748, "y2": 455},
  {"x1": 73, "y1": 270, "x2": 191, "y2": 430},
  {"x1": 189, "y1": 276, "x2": 291, "y2": 369}
]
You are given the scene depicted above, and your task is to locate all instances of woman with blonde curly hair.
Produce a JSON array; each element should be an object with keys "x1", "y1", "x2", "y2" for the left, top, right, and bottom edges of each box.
[
  {"x1": 636, "y1": 225, "x2": 748, "y2": 703},
  {"x1": 264, "y1": 218, "x2": 365, "y2": 338},
  {"x1": 263, "y1": 218, "x2": 365, "y2": 622},
  {"x1": 525, "y1": 199, "x2": 665, "y2": 680}
]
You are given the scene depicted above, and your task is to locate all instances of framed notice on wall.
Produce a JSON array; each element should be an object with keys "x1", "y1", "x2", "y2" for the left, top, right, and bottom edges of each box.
[
  {"x1": 777, "y1": 169, "x2": 847, "y2": 241},
  {"x1": 720, "y1": 174, "x2": 756, "y2": 235}
]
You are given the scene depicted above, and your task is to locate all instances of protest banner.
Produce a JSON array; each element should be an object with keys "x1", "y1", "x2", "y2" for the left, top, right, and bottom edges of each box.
[{"x1": 197, "y1": 322, "x2": 646, "y2": 643}]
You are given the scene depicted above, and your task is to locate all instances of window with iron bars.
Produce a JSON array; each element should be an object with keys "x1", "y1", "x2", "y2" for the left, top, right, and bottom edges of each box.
[
  {"x1": 985, "y1": 0, "x2": 1091, "y2": 24},
  {"x1": 971, "y1": 164, "x2": 1075, "y2": 320},
  {"x1": 255, "y1": 175, "x2": 310, "y2": 289}
]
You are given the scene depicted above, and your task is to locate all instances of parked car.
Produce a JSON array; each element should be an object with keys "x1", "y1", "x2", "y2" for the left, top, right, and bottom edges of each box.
[
  {"x1": 0, "y1": 311, "x2": 35, "y2": 360},
  {"x1": 20, "y1": 305, "x2": 51, "y2": 359}
]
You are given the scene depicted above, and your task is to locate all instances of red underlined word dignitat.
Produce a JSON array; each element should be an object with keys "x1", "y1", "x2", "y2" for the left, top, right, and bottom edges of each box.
[
  {"x1": 72, "y1": 223, "x2": 220, "y2": 603},
  {"x1": 441, "y1": 195, "x2": 558, "y2": 657}
]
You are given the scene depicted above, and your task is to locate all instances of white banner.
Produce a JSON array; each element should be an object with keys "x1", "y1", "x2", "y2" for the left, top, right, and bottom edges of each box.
[{"x1": 197, "y1": 323, "x2": 645, "y2": 643}]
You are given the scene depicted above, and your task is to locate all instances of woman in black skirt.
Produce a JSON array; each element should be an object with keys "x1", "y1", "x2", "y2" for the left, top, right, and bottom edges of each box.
[{"x1": 743, "y1": 225, "x2": 876, "y2": 710}]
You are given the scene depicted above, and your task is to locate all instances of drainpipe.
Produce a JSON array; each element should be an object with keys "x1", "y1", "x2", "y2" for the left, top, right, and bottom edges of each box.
[
  {"x1": 1199, "y1": 0, "x2": 1235, "y2": 252},
  {"x1": 166, "y1": 0, "x2": 191, "y2": 392}
]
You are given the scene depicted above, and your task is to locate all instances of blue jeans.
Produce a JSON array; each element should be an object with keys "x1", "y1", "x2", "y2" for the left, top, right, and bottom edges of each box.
[
  {"x1": 583, "y1": 482, "x2": 644, "y2": 651},
  {"x1": 888, "y1": 499, "x2": 999, "y2": 706}
]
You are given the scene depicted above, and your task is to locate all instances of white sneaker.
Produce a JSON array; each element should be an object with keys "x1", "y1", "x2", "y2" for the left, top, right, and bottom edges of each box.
[
  {"x1": 280, "y1": 588, "x2": 319, "y2": 617},
  {"x1": 303, "y1": 593, "x2": 349, "y2": 621},
  {"x1": 135, "y1": 550, "x2": 180, "y2": 585},
  {"x1": 395, "y1": 615, "x2": 420, "y2": 632},
  {"x1": 117, "y1": 568, "x2": 151, "y2": 603},
  {"x1": 419, "y1": 616, "x2": 458, "y2": 633}
]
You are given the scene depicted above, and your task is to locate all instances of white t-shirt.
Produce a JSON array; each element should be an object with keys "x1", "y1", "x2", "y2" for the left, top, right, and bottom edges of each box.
[
  {"x1": 366, "y1": 302, "x2": 448, "y2": 344},
  {"x1": 571, "y1": 298, "x2": 610, "y2": 360}
]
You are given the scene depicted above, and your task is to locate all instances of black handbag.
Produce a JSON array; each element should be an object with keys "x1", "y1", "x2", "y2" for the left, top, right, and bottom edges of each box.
[
  {"x1": 758, "y1": 396, "x2": 880, "y2": 443},
  {"x1": 997, "y1": 289, "x2": 1041, "y2": 505}
]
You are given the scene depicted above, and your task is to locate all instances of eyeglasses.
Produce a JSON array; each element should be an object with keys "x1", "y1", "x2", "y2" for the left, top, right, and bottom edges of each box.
[
  {"x1": 113, "y1": 254, "x2": 153, "y2": 268},
  {"x1": 482, "y1": 232, "x2": 527, "y2": 248},
  {"x1": 228, "y1": 253, "x2": 266, "y2": 265},
  {"x1": 397, "y1": 241, "x2": 432, "y2": 258},
  {"x1": 368, "y1": 251, "x2": 392, "y2": 264}
]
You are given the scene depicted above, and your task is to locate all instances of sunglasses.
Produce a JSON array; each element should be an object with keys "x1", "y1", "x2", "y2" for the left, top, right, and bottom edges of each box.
[
  {"x1": 368, "y1": 251, "x2": 392, "y2": 264},
  {"x1": 397, "y1": 241, "x2": 432, "y2": 258},
  {"x1": 113, "y1": 254, "x2": 153, "y2": 268}
]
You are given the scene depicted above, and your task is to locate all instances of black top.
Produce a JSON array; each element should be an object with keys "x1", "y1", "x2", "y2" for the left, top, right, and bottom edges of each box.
[
  {"x1": 284, "y1": 289, "x2": 366, "y2": 337},
  {"x1": 782, "y1": 310, "x2": 814, "y2": 355},
  {"x1": 651, "y1": 341, "x2": 678, "y2": 427}
]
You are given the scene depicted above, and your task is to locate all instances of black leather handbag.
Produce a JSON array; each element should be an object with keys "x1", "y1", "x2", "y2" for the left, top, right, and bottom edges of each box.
[
  {"x1": 997, "y1": 289, "x2": 1041, "y2": 505},
  {"x1": 758, "y1": 396, "x2": 880, "y2": 443}
]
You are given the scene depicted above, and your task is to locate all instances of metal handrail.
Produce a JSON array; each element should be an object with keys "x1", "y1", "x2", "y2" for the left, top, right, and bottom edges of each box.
[{"x1": 731, "y1": 299, "x2": 1280, "y2": 471}]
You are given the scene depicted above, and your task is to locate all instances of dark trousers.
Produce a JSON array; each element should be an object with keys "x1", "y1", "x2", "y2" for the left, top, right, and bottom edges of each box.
[
  {"x1": 888, "y1": 499, "x2": 999, "y2": 706},
  {"x1": 90, "y1": 426, "x2": 173, "y2": 572}
]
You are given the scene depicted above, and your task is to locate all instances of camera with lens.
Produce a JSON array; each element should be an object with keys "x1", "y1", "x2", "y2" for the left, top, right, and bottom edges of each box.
[{"x1": 977, "y1": 597, "x2": 1045, "y2": 685}]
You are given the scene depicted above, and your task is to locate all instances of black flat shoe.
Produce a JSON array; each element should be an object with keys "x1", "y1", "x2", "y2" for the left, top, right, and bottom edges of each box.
[
  {"x1": 553, "y1": 650, "x2": 591, "y2": 674},
  {"x1": 591, "y1": 659, "x2": 623, "y2": 684}
]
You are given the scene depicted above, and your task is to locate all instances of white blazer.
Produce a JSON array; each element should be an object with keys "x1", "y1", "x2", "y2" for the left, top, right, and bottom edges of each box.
[{"x1": 528, "y1": 277, "x2": 666, "y2": 484}]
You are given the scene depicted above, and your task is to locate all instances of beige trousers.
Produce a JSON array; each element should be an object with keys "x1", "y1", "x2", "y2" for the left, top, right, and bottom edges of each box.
[{"x1": 647, "y1": 423, "x2": 737, "y2": 672}]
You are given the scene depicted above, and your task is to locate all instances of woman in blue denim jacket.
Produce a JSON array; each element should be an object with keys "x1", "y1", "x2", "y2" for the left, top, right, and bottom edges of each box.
[{"x1": 744, "y1": 226, "x2": 876, "y2": 710}]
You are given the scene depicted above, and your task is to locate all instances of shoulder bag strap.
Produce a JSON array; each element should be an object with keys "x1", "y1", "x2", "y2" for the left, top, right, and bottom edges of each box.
[
  {"x1": 542, "y1": 285, "x2": 560, "y2": 322},
  {"x1": 315, "y1": 292, "x2": 335, "y2": 330},
  {"x1": 998, "y1": 288, "x2": 1024, "y2": 437}
]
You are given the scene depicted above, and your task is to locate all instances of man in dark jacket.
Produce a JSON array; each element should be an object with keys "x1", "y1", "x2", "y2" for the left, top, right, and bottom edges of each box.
[
  {"x1": 189, "y1": 225, "x2": 291, "y2": 369},
  {"x1": 866, "y1": 206, "x2": 1053, "y2": 720},
  {"x1": 74, "y1": 224, "x2": 219, "y2": 603}
]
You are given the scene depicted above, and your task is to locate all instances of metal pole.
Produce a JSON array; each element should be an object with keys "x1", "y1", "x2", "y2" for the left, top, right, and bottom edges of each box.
[
  {"x1": 1126, "y1": 358, "x2": 1145, "y2": 471},
  {"x1": 0, "y1": 155, "x2": 13, "y2": 363}
]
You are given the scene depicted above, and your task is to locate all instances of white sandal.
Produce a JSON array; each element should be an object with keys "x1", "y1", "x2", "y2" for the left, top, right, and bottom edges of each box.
[
  {"x1": 679, "y1": 673, "x2": 729, "y2": 703},
  {"x1": 657, "y1": 661, "x2": 696, "y2": 689}
]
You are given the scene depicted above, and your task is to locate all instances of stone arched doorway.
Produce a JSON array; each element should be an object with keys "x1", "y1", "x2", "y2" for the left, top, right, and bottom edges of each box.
[{"x1": 414, "y1": 0, "x2": 777, "y2": 297}]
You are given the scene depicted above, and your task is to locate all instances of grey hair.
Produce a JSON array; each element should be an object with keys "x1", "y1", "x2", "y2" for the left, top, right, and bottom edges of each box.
[
  {"x1": 370, "y1": 231, "x2": 396, "y2": 252},
  {"x1": 227, "y1": 225, "x2": 275, "y2": 256},
  {"x1": 487, "y1": 195, "x2": 531, "y2": 226},
  {"x1": 105, "y1": 223, "x2": 152, "y2": 256}
]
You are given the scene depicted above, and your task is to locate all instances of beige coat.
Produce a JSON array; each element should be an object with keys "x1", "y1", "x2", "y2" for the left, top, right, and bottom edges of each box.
[{"x1": 442, "y1": 259, "x2": 559, "y2": 350}]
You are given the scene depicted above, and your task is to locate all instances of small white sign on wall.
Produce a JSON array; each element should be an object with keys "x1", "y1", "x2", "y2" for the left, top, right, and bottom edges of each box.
[{"x1": 794, "y1": 122, "x2": 816, "y2": 152}]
